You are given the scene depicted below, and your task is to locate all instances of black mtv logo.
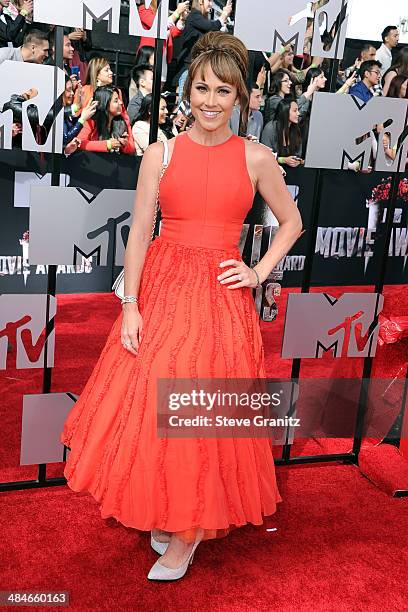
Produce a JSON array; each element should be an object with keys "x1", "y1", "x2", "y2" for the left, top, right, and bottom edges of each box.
[{"x1": 73, "y1": 210, "x2": 131, "y2": 266}]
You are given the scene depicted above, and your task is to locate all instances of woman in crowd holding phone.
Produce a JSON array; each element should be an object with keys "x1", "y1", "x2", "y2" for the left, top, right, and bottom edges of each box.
[
  {"x1": 78, "y1": 84, "x2": 135, "y2": 154},
  {"x1": 261, "y1": 98, "x2": 303, "y2": 167},
  {"x1": 61, "y1": 31, "x2": 302, "y2": 581}
]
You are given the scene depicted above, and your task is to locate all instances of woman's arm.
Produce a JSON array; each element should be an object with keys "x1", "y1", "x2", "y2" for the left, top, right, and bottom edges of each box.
[
  {"x1": 78, "y1": 120, "x2": 111, "y2": 152},
  {"x1": 132, "y1": 122, "x2": 150, "y2": 154},
  {"x1": 121, "y1": 115, "x2": 136, "y2": 155},
  {"x1": 382, "y1": 70, "x2": 397, "y2": 97},
  {"x1": 121, "y1": 142, "x2": 164, "y2": 353},
  {"x1": 248, "y1": 143, "x2": 303, "y2": 281}
]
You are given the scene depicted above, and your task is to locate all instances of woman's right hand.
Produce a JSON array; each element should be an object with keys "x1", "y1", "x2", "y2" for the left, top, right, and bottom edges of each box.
[
  {"x1": 80, "y1": 99, "x2": 98, "y2": 122},
  {"x1": 110, "y1": 137, "x2": 122, "y2": 150},
  {"x1": 121, "y1": 305, "x2": 143, "y2": 355},
  {"x1": 176, "y1": 2, "x2": 189, "y2": 16},
  {"x1": 285, "y1": 156, "x2": 301, "y2": 167},
  {"x1": 221, "y1": 0, "x2": 233, "y2": 21}
]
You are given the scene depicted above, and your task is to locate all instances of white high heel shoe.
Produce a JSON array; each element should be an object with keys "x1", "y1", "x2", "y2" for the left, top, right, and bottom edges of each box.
[
  {"x1": 147, "y1": 539, "x2": 201, "y2": 581},
  {"x1": 150, "y1": 532, "x2": 170, "y2": 556}
]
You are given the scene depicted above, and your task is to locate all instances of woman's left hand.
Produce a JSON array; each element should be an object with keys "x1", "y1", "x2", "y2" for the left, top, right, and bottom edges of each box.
[{"x1": 217, "y1": 259, "x2": 261, "y2": 289}]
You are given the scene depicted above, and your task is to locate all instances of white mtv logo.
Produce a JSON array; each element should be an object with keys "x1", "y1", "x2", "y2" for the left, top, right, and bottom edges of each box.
[
  {"x1": 234, "y1": 0, "x2": 349, "y2": 59},
  {"x1": 0, "y1": 62, "x2": 65, "y2": 153},
  {"x1": 34, "y1": 0, "x2": 169, "y2": 39}
]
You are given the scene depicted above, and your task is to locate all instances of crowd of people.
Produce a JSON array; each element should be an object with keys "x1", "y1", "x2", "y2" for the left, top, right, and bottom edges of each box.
[{"x1": 0, "y1": 0, "x2": 407, "y2": 168}]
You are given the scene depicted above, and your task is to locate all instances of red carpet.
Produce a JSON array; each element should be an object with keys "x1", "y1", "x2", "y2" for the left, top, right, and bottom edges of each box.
[
  {"x1": 0, "y1": 286, "x2": 407, "y2": 610},
  {"x1": 1, "y1": 463, "x2": 407, "y2": 611}
]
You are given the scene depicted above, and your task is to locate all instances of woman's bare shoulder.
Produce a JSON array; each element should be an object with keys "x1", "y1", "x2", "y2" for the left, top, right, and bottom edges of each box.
[{"x1": 243, "y1": 138, "x2": 277, "y2": 167}]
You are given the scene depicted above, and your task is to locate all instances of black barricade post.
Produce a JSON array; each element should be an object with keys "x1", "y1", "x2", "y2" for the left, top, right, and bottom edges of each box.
[
  {"x1": 149, "y1": 3, "x2": 164, "y2": 146},
  {"x1": 352, "y1": 171, "x2": 402, "y2": 459},
  {"x1": 39, "y1": 27, "x2": 65, "y2": 484}
]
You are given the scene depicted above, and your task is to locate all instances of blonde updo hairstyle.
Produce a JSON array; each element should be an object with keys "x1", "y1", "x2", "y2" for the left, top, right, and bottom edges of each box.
[{"x1": 183, "y1": 31, "x2": 250, "y2": 136}]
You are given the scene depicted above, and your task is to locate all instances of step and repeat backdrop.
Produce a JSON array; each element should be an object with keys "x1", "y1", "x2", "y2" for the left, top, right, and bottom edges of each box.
[{"x1": 0, "y1": 0, "x2": 407, "y2": 470}]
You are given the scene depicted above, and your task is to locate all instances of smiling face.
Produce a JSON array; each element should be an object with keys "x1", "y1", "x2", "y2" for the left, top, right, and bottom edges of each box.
[
  {"x1": 63, "y1": 36, "x2": 74, "y2": 61},
  {"x1": 289, "y1": 101, "x2": 299, "y2": 124},
  {"x1": 189, "y1": 64, "x2": 238, "y2": 132},
  {"x1": 315, "y1": 71, "x2": 327, "y2": 90},
  {"x1": 159, "y1": 98, "x2": 168, "y2": 124},
  {"x1": 249, "y1": 87, "x2": 263, "y2": 111},
  {"x1": 63, "y1": 80, "x2": 74, "y2": 106},
  {"x1": 200, "y1": 0, "x2": 213, "y2": 15},
  {"x1": 98, "y1": 64, "x2": 113, "y2": 86},
  {"x1": 282, "y1": 48, "x2": 295, "y2": 69},
  {"x1": 108, "y1": 91, "x2": 123, "y2": 116},
  {"x1": 280, "y1": 73, "x2": 292, "y2": 96}
]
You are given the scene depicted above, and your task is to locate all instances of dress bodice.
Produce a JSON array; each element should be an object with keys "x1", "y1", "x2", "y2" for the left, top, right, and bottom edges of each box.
[{"x1": 158, "y1": 132, "x2": 254, "y2": 250}]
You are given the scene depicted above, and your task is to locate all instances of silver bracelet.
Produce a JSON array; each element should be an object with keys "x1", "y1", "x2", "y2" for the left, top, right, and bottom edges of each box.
[
  {"x1": 251, "y1": 268, "x2": 262, "y2": 288},
  {"x1": 121, "y1": 295, "x2": 139, "y2": 305}
]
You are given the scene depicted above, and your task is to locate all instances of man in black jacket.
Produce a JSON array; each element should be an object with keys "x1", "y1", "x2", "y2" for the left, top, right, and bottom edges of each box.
[{"x1": 0, "y1": 0, "x2": 33, "y2": 48}]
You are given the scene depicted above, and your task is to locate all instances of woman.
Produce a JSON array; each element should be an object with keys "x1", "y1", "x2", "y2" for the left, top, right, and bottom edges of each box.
[
  {"x1": 383, "y1": 74, "x2": 408, "y2": 165},
  {"x1": 261, "y1": 98, "x2": 303, "y2": 167},
  {"x1": 175, "y1": 0, "x2": 233, "y2": 98},
  {"x1": 278, "y1": 44, "x2": 323, "y2": 96},
  {"x1": 264, "y1": 69, "x2": 292, "y2": 124},
  {"x1": 78, "y1": 85, "x2": 135, "y2": 154},
  {"x1": 74, "y1": 57, "x2": 115, "y2": 109},
  {"x1": 385, "y1": 74, "x2": 408, "y2": 99},
  {"x1": 137, "y1": 0, "x2": 189, "y2": 83},
  {"x1": 382, "y1": 48, "x2": 408, "y2": 97},
  {"x1": 63, "y1": 76, "x2": 97, "y2": 152},
  {"x1": 132, "y1": 94, "x2": 175, "y2": 156},
  {"x1": 61, "y1": 31, "x2": 302, "y2": 581}
]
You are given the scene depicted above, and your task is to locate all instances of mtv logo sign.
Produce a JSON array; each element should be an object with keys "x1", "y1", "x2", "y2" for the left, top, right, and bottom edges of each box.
[
  {"x1": 34, "y1": 0, "x2": 121, "y2": 33},
  {"x1": 0, "y1": 294, "x2": 57, "y2": 369},
  {"x1": 281, "y1": 293, "x2": 384, "y2": 359},
  {"x1": 234, "y1": 0, "x2": 349, "y2": 59},
  {"x1": 29, "y1": 187, "x2": 134, "y2": 266},
  {"x1": 305, "y1": 93, "x2": 408, "y2": 172},
  {"x1": 0, "y1": 62, "x2": 65, "y2": 153},
  {"x1": 34, "y1": 0, "x2": 169, "y2": 39}
]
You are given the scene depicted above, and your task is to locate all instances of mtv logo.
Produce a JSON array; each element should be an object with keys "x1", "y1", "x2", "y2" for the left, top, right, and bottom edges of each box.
[
  {"x1": 0, "y1": 294, "x2": 57, "y2": 369},
  {"x1": 0, "y1": 62, "x2": 65, "y2": 153},
  {"x1": 234, "y1": 0, "x2": 308, "y2": 54},
  {"x1": 34, "y1": 0, "x2": 121, "y2": 33},
  {"x1": 29, "y1": 187, "x2": 134, "y2": 266},
  {"x1": 305, "y1": 93, "x2": 408, "y2": 172},
  {"x1": 20, "y1": 393, "x2": 77, "y2": 465},
  {"x1": 310, "y1": 0, "x2": 349, "y2": 59},
  {"x1": 281, "y1": 293, "x2": 384, "y2": 359},
  {"x1": 234, "y1": 0, "x2": 349, "y2": 58},
  {"x1": 33, "y1": 0, "x2": 170, "y2": 39}
]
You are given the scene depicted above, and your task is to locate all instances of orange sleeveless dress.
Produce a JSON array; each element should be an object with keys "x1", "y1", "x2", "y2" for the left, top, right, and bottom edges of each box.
[{"x1": 60, "y1": 132, "x2": 282, "y2": 544}]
